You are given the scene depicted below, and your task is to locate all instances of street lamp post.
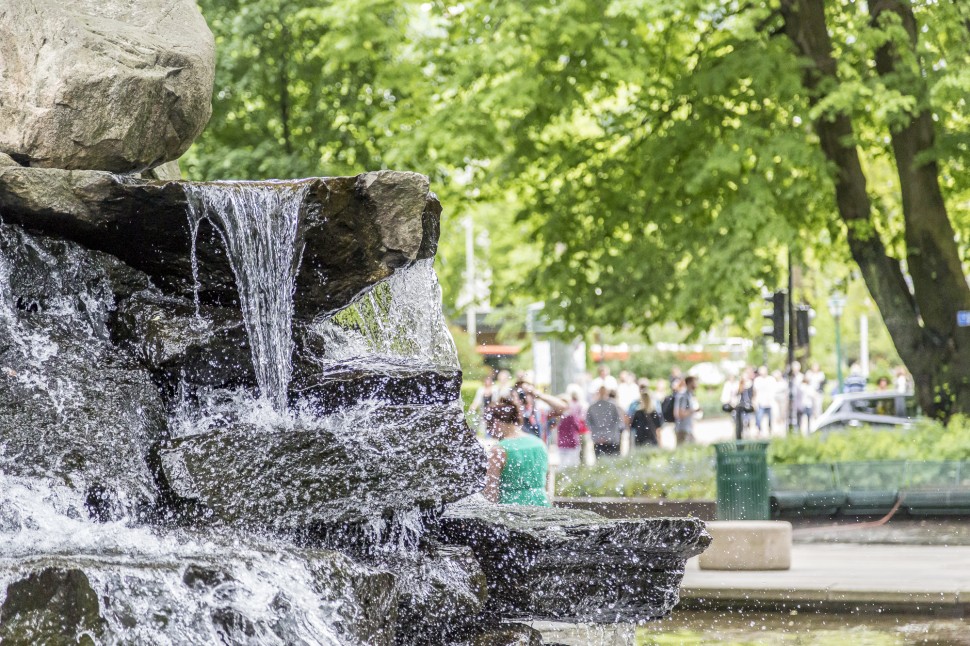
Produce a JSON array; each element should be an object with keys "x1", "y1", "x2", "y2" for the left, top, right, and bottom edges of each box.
[
  {"x1": 827, "y1": 294, "x2": 847, "y2": 394},
  {"x1": 464, "y1": 217, "x2": 476, "y2": 343}
]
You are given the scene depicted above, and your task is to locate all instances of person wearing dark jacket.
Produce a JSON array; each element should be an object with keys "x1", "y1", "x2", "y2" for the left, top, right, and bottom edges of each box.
[
  {"x1": 630, "y1": 387, "x2": 662, "y2": 447},
  {"x1": 585, "y1": 386, "x2": 624, "y2": 455}
]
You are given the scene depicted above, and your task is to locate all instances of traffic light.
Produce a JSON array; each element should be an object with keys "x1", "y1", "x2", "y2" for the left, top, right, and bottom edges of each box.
[
  {"x1": 762, "y1": 291, "x2": 786, "y2": 344},
  {"x1": 796, "y1": 305, "x2": 816, "y2": 349}
]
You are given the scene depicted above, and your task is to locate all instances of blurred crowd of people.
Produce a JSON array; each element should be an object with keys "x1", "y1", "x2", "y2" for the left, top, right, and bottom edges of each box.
[
  {"x1": 474, "y1": 362, "x2": 913, "y2": 508},
  {"x1": 475, "y1": 366, "x2": 688, "y2": 509},
  {"x1": 720, "y1": 361, "x2": 913, "y2": 437},
  {"x1": 471, "y1": 365, "x2": 706, "y2": 468}
]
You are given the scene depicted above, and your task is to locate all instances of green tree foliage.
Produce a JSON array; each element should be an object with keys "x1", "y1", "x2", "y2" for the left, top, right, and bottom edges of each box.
[
  {"x1": 413, "y1": 0, "x2": 970, "y2": 417},
  {"x1": 414, "y1": 1, "x2": 834, "y2": 333},
  {"x1": 184, "y1": 0, "x2": 426, "y2": 180},
  {"x1": 187, "y1": 0, "x2": 970, "y2": 417}
]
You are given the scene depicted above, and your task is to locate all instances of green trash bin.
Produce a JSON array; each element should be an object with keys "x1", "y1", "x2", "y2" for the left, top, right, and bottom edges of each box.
[{"x1": 715, "y1": 441, "x2": 770, "y2": 520}]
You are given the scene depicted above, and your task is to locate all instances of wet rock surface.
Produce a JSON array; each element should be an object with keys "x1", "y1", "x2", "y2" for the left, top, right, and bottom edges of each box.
[
  {"x1": 459, "y1": 622, "x2": 545, "y2": 646},
  {"x1": 113, "y1": 289, "x2": 255, "y2": 394},
  {"x1": 389, "y1": 545, "x2": 489, "y2": 645},
  {"x1": 296, "y1": 171, "x2": 440, "y2": 318},
  {"x1": 0, "y1": 225, "x2": 166, "y2": 507},
  {"x1": 0, "y1": 167, "x2": 440, "y2": 320},
  {"x1": 156, "y1": 404, "x2": 486, "y2": 530},
  {"x1": 0, "y1": 568, "x2": 105, "y2": 646},
  {"x1": 438, "y1": 497, "x2": 711, "y2": 624},
  {"x1": 293, "y1": 361, "x2": 462, "y2": 411},
  {"x1": 0, "y1": 0, "x2": 215, "y2": 172},
  {"x1": 113, "y1": 300, "x2": 462, "y2": 404},
  {"x1": 0, "y1": 546, "x2": 397, "y2": 645}
]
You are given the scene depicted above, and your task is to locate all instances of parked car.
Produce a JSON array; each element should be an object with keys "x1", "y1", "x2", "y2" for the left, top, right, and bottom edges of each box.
[{"x1": 811, "y1": 391, "x2": 919, "y2": 433}]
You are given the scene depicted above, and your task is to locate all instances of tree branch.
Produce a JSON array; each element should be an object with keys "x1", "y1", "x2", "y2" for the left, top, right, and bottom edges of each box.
[
  {"x1": 779, "y1": 0, "x2": 929, "y2": 364},
  {"x1": 869, "y1": 0, "x2": 970, "y2": 338}
]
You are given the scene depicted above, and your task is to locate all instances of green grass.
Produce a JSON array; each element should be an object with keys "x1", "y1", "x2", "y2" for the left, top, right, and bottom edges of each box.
[{"x1": 636, "y1": 610, "x2": 970, "y2": 645}]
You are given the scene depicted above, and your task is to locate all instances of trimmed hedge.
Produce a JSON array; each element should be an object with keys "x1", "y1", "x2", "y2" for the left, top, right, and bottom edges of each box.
[
  {"x1": 556, "y1": 445, "x2": 716, "y2": 500},
  {"x1": 768, "y1": 416, "x2": 970, "y2": 465},
  {"x1": 556, "y1": 417, "x2": 970, "y2": 500}
]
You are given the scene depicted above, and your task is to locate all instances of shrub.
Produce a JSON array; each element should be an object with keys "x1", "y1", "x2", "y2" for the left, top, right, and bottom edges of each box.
[
  {"x1": 556, "y1": 445, "x2": 716, "y2": 500},
  {"x1": 768, "y1": 416, "x2": 970, "y2": 465}
]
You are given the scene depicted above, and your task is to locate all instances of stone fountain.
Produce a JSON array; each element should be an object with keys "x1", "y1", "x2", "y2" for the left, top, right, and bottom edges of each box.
[{"x1": 0, "y1": 1, "x2": 708, "y2": 644}]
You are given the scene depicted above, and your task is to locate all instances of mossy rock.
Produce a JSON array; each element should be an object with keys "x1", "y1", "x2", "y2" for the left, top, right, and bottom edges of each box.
[{"x1": 0, "y1": 568, "x2": 106, "y2": 645}]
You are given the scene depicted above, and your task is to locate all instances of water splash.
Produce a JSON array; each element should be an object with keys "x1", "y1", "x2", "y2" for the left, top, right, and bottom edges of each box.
[
  {"x1": 185, "y1": 182, "x2": 311, "y2": 411},
  {"x1": 306, "y1": 259, "x2": 458, "y2": 371},
  {"x1": 363, "y1": 507, "x2": 426, "y2": 555},
  {"x1": 0, "y1": 475, "x2": 385, "y2": 645},
  {"x1": 0, "y1": 226, "x2": 108, "y2": 423},
  {"x1": 0, "y1": 224, "x2": 163, "y2": 503}
]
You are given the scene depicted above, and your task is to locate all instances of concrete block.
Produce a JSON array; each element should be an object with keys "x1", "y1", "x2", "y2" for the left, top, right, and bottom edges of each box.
[{"x1": 698, "y1": 521, "x2": 792, "y2": 571}]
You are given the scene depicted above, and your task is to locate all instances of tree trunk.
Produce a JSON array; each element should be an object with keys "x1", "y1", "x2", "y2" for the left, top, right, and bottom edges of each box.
[{"x1": 780, "y1": 0, "x2": 970, "y2": 419}]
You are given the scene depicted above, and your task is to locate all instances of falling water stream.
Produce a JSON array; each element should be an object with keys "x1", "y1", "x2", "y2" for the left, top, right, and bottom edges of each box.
[
  {"x1": 305, "y1": 258, "x2": 459, "y2": 372},
  {"x1": 185, "y1": 182, "x2": 311, "y2": 411}
]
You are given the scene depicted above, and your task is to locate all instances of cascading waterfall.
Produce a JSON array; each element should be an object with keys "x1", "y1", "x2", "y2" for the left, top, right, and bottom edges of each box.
[
  {"x1": 0, "y1": 174, "x2": 706, "y2": 643},
  {"x1": 174, "y1": 188, "x2": 462, "y2": 551},
  {"x1": 185, "y1": 182, "x2": 311, "y2": 411},
  {"x1": 0, "y1": 474, "x2": 382, "y2": 645},
  {"x1": 305, "y1": 259, "x2": 459, "y2": 372}
]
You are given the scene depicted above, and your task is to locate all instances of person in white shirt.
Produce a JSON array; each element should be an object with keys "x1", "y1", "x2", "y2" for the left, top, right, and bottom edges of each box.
[
  {"x1": 753, "y1": 366, "x2": 776, "y2": 436},
  {"x1": 616, "y1": 370, "x2": 640, "y2": 413},
  {"x1": 806, "y1": 362, "x2": 826, "y2": 422},
  {"x1": 894, "y1": 366, "x2": 911, "y2": 394},
  {"x1": 796, "y1": 376, "x2": 816, "y2": 434},
  {"x1": 588, "y1": 365, "x2": 618, "y2": 401}
]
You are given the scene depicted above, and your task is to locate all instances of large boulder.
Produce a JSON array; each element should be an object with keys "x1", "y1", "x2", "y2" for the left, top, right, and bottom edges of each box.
[
  {"x1": 0, "y1": 166, "x2": 440, "y2": 320},
  {"x1": 156, "y1": 404, "x2": 486, "y2": 531},
  {"x1": 0, "y1": 0, "x2": 214, "y2": 172},
  {"x1": 437, "y1": 497, "x2": 710, "y2": 624}
]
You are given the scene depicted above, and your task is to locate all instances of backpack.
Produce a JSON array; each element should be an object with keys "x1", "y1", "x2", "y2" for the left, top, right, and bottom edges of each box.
[{"x1": 660, "y1": 395, "x2": 676, "y2": 424}]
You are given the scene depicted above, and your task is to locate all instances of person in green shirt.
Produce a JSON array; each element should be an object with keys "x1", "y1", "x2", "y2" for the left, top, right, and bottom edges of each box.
[{"x1": 483, "y1": 397, "x2": 551, "y2": 507}]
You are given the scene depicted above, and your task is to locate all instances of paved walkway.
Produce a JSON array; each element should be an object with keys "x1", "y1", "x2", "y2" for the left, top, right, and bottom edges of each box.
[
  {"x1": 681, "y1": 542, "x2": 970, "y2": 610},
  {"x1": 656, "y1": 416, "x2": 788, "y2": 449}
]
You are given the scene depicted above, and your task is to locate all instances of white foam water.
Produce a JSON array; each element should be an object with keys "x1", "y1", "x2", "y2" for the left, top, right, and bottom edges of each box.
[
  {"x1": 0, "y1": 228, "x2": 108, "y2": 423},
  {"x1": 0, "y1": 475, "x2": 367, "y2": 645}
]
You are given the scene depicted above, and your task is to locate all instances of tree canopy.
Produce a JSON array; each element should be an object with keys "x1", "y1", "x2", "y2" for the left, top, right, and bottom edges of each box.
[{"x1": 186, "y1": 0, "x2": 970, "y2": 417}]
